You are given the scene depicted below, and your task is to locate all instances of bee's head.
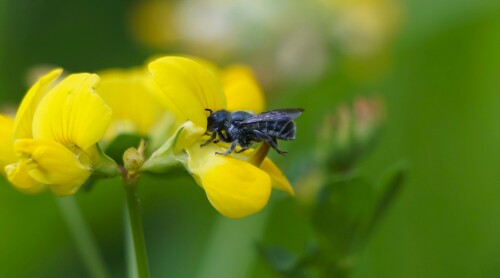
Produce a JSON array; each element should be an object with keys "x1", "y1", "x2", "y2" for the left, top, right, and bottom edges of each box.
[{"x1": 206, "y1": 109, "x2": 230, "y2": 132}]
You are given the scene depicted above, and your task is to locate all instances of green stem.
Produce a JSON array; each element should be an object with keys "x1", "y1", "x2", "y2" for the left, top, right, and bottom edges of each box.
[
  {"x1": 123, "y1": 178, "x2": 150, "y2": 278},
  {"x1": 56, "y1": 196, "x2": 110, "y2": 278},
  {"x1": 125, "y1": 207, "x2": 138, "y2": 278}
]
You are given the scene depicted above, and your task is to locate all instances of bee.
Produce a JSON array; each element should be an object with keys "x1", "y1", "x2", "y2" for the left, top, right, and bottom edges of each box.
[{"x1": 202, "y1": 108, "x2": 304, "y2": 155}]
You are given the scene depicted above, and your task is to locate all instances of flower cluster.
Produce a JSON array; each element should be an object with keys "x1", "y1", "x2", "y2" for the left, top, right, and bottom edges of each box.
[
  {"x1": 0, "y1": 70, "x2": 115, "y2": 195},
  {"x1": 0, "y1": 56, "x2": 295, "y2": 218}
]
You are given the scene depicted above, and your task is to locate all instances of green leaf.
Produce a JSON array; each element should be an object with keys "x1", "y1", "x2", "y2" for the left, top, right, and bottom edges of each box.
[
  {"x1": 367, "y1": 161, "x2": 408, "y2": 233},
  {"x1": 312, "y1": 174, "x2": 377, "y2": 257}
]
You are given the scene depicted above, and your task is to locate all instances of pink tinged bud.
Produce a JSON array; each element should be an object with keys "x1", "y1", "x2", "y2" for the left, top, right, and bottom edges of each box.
[
  {"x1": 335, "y1": 105, "x2": 352, "y2": 148},
  {"x1": 353, "y1": 96, "x2": 385, "y2": 143}
]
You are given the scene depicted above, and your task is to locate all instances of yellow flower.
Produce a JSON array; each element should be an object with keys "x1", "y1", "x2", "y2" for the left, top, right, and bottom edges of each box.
[
  {"x1": 321, "y1": 0, "x2": 401, "y2": 56},
  {"x1": 147, "y1": 56, "x2": 294, "y2": 218},
  {"x1": 222, "y1": 65, "x2": 265, "y2": 113},
  {"x1": 4, "y1": 69, "x2": 114, "y2": 195},
  {"x1": 98, "y1": 67, "x2": 168, "y2": 142},
  {"x1": 0, "y1": 115, "x2": 17, "y2": 176}
]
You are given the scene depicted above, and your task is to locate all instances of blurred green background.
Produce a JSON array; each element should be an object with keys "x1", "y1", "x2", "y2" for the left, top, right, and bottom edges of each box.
[{"x1": 1, "y1": 0, "x2": 500, "y2": 277}]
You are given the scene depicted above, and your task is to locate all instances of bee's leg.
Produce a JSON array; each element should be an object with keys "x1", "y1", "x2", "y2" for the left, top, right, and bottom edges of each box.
[
  {"x1": 235, "y1": 148, "x2": 249, "y2": 153},
  {"x1": 253, "y1": 131, "x2": 288, "y2": 156},
  {"x1": 216, "y1": 130, "x2": 231, "y2": 143},
  {"x1": 235, "y1": 141, "x2": 251, "y2": 153},
  {"x1": 200, "y1": 132, "x2": 217, "y2": 147},
  {"x1": 216, "y1": 141, "x2": 238, "y2": 155},
  {"x1": 267, "y1": 139, "x2": 288, "y2": 156}
]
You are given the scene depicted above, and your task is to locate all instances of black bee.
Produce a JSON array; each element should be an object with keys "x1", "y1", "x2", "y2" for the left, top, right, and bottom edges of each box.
[{"x1": 202, "y1": 108, "x2": 304, "y2": 155}]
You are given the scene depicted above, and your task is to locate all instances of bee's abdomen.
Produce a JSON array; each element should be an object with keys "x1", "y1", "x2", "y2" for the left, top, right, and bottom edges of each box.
[{"x1": 257, "y1": 120, "x2": 296, "y2": 140}]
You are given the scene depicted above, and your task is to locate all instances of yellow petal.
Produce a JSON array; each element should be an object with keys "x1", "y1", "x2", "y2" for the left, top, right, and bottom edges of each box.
[
  {"x1": 260, "y1": 158, "x2": 295, "y2": 196},
  {"x1": 98, "y1": 68, "x2": 165, "y2": 140},
  {"x1": 32, "y1": 73, "x2": 112, "y2": 150},
  {"x1": 0, "y1": 115, "x2": 17, "y2": 175},
  {"x1": 191, "y1": 57, "x2": 221, "y2": 77},
  {"x1": 13, "y1": 139, "x2": 91, "y2": 196},
  {"x1": 186, "y1": 143, "x2": 272, "y2": 218},
  {"x1": 223, "y1": 65, "x2": 265, "y2": 113},
  {"x1": 13, "y1": 68, "x2": 62, "y2": 139},
  {"x1": 5, "y1": 161, "x2": 47, "y2": 194},
  {"x1": 149, "y1": 56, "x2": 226, "y2": 129},
  {"x1": 227, "y1": 144, "x2": 294, "y2": 195}
]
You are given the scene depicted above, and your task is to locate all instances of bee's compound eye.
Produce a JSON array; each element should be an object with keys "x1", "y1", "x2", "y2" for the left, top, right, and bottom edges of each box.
[{"x1": 207, "y1": 115, "x2": 215, "y2": 127}]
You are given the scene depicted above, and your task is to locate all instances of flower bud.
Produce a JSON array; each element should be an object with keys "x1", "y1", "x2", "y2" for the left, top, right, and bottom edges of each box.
[
  {"x1": 353, "y1": 96, "x2": 385, "y2": 145},
  {"x1": 317, "y1": 96, "x2": 385, "y2": 172},
  {"x1": 123, "y1": 140, "x2": 146, "y2": 174}
]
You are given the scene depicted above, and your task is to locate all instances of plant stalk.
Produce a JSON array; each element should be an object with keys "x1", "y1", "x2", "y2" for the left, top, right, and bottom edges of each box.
[
  {"x1": 56, "y1": 196, "x2": 110, "y2": 278},
  {"x1": 123, "y1": 176, "x2": 150, "y2": 278}
]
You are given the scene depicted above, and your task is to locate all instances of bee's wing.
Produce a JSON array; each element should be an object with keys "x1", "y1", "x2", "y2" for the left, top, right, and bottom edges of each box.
[{"x1": 240, "y1": 108, "x2": 304, "y2": 125}]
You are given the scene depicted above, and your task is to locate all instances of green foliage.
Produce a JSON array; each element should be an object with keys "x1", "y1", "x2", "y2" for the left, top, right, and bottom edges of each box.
[
  {"x1": 259, "y1": 108, "x2": 407, "y2": 278},
  {"x1": 367, "y1": 162, "x2": 407, "y2": 234},
  {"x1": 313, "y1": 175, "x2": 376, "y2": 258}
]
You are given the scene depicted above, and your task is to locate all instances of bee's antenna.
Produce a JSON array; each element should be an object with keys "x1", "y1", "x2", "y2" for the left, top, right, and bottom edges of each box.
[{"x1": 205, "y1": 108, "x2": 213, "y2": 115}]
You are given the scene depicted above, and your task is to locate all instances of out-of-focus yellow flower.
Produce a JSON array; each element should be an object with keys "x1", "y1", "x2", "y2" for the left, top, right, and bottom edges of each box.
[
  {"x1": 323, "y1": 0, "x2": 402, "y2": 56},
  {"x1": 129, "y1": 0, "x2": 402, "y2": 89},
  {"x1": 129, "y1": 0, "x2": 178, "y2": 49},
  {"x1": 4, "y1": 69, "x2": 114, "y2": 195},
  {"x1": 0, "y1": 115, "x2": 16, "y2": 176},
  {"x1": 222, "y1": 65, "x2": 265, "y2": 113},
  {"x1": 98, "y1": 68, "x2": 168, "y2": 142},
  {"x1": 146, "y1": 56, "x2": 294, "y2": 218}
]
